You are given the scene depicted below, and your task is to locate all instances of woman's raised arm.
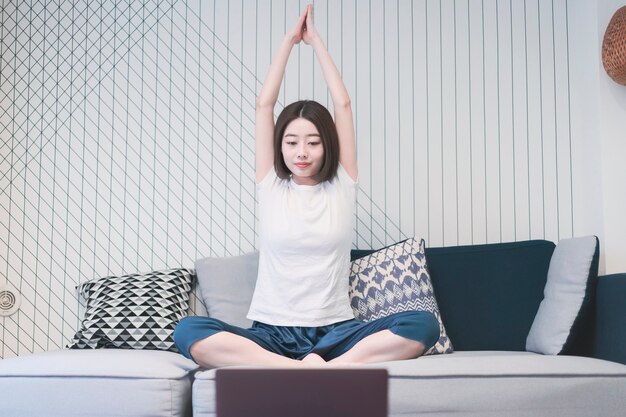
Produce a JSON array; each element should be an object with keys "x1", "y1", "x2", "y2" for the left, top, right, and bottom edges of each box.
[
  {"x1": 303, "y1": 4, "x2": 358, "y2": 182},
  {"x1": 255, "y1": 8, "x2": 307, "y2": 183}
]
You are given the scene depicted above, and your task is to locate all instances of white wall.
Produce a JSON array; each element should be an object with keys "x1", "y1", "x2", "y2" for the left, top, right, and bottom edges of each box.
[
  {"x1": 566, "y1": 0, "x2": 626, "y2": 274},
  {"x1": 567, "y1": 0, "x2": 606, "y2": 269},
  {"x1": 597, "y1": 0, "x2": 626, "y2": 274},
  {"x1": 1, "y1": 0, "x2": 623, "y2": 358}
]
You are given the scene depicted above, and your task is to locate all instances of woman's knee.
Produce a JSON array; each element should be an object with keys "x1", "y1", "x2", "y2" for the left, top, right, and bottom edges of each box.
[
  {"x1": 394, "y1": 311, "x2": 440, "y2": 349},
  {"x1": 173, "y1": 316, "x2": 228, "y2": 358},
  {"x1": 174, "y1": 316, "x2": 225, "y2": 337},
  {"x1": 188, "y1": 333, "x2": 220, "y2": 359},
  {"x1": 173, "y1": 317, "x2": 192, "y2": 341}
]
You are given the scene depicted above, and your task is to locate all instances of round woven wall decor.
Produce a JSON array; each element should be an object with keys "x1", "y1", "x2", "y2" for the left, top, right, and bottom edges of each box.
[{"x1": 602, "y1": 6, "x2": 626, "y2": 85}]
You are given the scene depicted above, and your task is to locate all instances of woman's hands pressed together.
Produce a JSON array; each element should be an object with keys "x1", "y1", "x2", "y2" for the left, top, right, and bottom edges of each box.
[
  {"x1": 289, "y1": 4, "x2": 319, "y2": 46},
  {"x1": 302, "y1": 4, "x2": 320, "y2": 45},
  {"x1": 288, "y1": 7, "x2": 307, "y2": 45}
]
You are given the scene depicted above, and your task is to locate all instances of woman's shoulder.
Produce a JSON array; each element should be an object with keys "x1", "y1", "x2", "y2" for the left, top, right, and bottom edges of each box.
[
  {"x1": 256, "y1": 166, "x2": 276, "y2": 187},
  {"x1": 333, "y1": 163, "x2": 358, "y2": 188},
  {"x1": 257, "y1": 167, "x2": 293, "y2": 195}
]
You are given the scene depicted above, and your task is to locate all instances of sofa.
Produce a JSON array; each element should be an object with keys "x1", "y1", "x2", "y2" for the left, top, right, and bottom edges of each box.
[{"x1": 1, "y1": 239, "x2": 625, "y2": 417}]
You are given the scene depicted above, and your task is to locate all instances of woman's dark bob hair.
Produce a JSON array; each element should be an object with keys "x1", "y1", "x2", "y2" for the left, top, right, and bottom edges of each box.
[{"x1": 274, "y1": 100, "x2": 339, "y2": 183}]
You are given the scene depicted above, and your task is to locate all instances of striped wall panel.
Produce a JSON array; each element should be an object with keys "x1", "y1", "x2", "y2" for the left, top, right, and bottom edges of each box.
[{"x1": 1, "y1": 0, "x2": 577, "y2": 357}]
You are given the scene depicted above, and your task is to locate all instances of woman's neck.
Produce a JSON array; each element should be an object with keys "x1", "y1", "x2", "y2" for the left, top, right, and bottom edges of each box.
[{"x1": 291, "y1": 174, "x2": 320, "y2": 186}]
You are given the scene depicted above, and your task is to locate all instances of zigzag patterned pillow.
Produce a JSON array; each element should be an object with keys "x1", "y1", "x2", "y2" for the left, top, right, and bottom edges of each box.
[
  {"x1": 349, "y1": 238, "x2": 453, "y2": 355},
  {"x1": 68, "y1": 268, "x2": 195, "y2": 352}
]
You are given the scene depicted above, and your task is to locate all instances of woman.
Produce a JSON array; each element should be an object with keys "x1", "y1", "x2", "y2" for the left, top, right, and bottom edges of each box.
[{"x1": 174, "y1": 4, "x2": 439, "y2": 367}]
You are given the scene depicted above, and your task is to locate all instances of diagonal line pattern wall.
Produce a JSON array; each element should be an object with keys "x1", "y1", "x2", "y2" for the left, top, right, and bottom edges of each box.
[{"x1": 1, "y1": 0, "x2": 575, "y2": 358}]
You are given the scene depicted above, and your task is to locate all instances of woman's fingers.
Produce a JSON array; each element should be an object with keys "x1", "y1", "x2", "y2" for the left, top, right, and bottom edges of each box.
[
  {"x1": 304, "y1": 4, "x2": 313, "y2": 33},
  {"x1": 289, "y1": 6, "x2": 308, "y2": 43},
  {"x1": 303, "y1": 4, "x2": 319, "y2": 44},
  {"x1": 306, "y1": 4, "x2": 313, "y2": 26},
  {"x1": 299, "y1": 7, "x2": 308, "y2": 29},
  {"x1": 288, "y1": 4, "x2": 319, "y2": 45}
]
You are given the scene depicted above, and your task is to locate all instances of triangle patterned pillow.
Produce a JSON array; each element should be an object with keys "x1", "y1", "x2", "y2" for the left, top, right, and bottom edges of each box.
[
  {"x1": 68, "y1": 268, "x2": 195, "y2": 352},
  {"x1": 349, "y1": 238, "x2": 453, "y2": 355}
]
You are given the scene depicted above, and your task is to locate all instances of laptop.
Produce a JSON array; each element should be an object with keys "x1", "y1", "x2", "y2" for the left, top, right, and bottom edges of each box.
[{"x1": 215, "y1": 368, "x2": 388, "y2": 417}]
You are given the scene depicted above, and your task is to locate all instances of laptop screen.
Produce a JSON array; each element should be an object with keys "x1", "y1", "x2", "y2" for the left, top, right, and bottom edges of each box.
[{"x1": 215, "y1": 368, "x2": 388, "y2": 417}]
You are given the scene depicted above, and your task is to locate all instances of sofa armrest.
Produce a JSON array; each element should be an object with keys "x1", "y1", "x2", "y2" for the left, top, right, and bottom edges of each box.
[{"x1": 593, "y1": 273, "x2": 626, "y2": 365}]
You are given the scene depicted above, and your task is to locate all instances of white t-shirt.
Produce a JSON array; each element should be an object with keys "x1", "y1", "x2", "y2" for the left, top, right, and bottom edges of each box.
[{"x1": 247, "y1": 164, "x2": 357, "y2": 326}]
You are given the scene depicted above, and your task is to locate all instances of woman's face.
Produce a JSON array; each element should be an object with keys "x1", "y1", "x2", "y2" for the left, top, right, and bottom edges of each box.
[{"x1": 281, "y1": 117, "x2": 325, "y2": 185}]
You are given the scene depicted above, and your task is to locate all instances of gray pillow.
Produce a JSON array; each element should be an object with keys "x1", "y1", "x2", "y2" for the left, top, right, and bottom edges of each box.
[
  {"x1": 194, "y1": 252, "x2": 259, "y2": 328},
  {"x1": 526, "y1": 236, "x2": 599, "y2": 355}
]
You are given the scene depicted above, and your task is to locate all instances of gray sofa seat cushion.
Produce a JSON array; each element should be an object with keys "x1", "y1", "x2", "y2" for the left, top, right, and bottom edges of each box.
[
  {"x1": 0, "y1": 349, "x2": 199, "y2": 417},
  {"x1": 383, "y1": 351, "x2": 626, "y2": 417},
  {"x1": 379, "y1": 350, "x2": 626, "y2": 377},
  {"x1": 0, "y1": 348, "x2": 198, "y2": 377},
  {"x1": 190, "y1": 351, "x2": 626, "y2": 417}
]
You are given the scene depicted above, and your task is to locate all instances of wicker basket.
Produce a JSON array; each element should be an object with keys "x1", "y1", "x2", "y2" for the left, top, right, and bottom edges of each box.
[{"x1": 602, "y1": 6, "x2": 626, "y2": 85}]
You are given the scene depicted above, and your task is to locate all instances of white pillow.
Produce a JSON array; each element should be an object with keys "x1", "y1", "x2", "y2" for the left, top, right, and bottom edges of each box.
[{"x1": 526, "y1": 236, "x2": 599, "y2": 355}]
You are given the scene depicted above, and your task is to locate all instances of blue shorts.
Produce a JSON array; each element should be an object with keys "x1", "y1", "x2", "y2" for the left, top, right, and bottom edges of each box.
[{"x1": 173, "y1": 311, "x2": 440, "y2": 362}]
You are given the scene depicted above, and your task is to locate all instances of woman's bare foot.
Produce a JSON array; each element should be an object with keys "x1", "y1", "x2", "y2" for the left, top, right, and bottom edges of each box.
[{"x1": 301, "y1": 352, "x2": 327, "y2": 367}]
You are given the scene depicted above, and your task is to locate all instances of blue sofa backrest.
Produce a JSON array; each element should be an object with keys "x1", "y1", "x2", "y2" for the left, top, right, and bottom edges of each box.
[{"x1": 352, "y1": 239, "x2": 556, "y2": 352}]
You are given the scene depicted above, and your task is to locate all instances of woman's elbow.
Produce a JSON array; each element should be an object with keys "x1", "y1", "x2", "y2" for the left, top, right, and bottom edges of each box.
[
  {"x1": 335, "y1": 97, "x2": 352, "y2": 110},
  {"x1": 256, "y1": 97, "x2": 275, "y2": 111}
]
